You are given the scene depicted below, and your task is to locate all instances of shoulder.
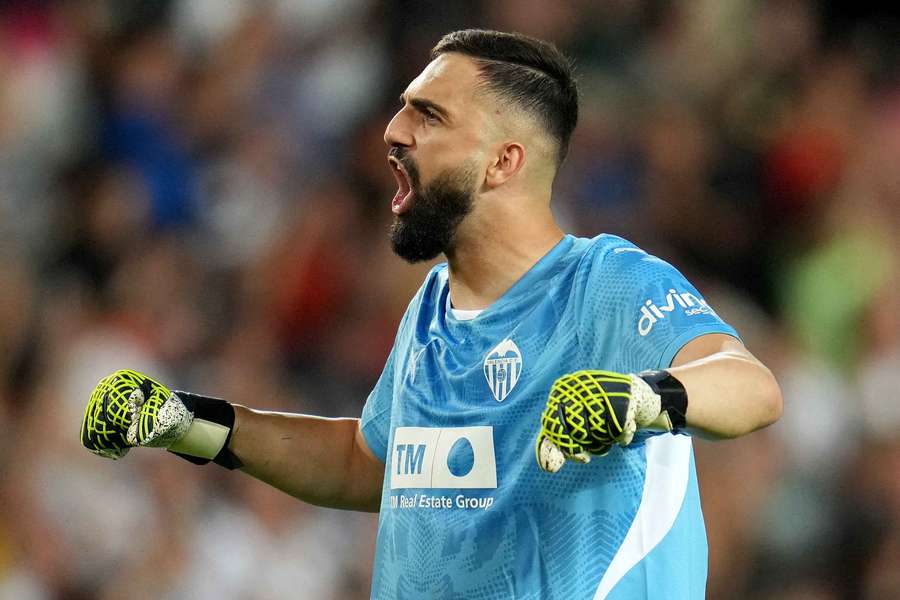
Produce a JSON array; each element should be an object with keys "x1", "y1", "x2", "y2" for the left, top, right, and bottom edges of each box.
[
  {"x1": 570, "y1": 234, "x2": 706, "y2": 323},
  {"x1": 572, "y1": 233, "x2": 668, "y2": 280}
]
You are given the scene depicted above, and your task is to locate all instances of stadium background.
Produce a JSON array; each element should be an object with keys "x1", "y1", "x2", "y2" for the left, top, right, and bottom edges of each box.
[{"x1": 0, "y1": 1, "x2": 898, "y2": 598}]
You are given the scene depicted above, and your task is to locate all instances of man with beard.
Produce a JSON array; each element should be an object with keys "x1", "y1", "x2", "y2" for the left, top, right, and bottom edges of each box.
[{"x1": 80, "y1": 30, "x2": 782, "y2": 599}]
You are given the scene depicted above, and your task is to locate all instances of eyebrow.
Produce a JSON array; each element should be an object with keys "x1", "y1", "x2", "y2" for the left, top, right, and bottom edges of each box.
[{"x1": 400, "y1": 93, "x2": 452, "y2": 122}]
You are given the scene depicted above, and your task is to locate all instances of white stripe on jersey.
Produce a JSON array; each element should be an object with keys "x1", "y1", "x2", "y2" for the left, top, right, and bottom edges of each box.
[{"x1": 593, "y1": 435, "x2": 692, "y2": 599}]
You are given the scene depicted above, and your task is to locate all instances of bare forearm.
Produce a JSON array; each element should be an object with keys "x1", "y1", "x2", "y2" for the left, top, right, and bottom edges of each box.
[
  {"x1": 229, "y1": 407, "x2": 384, "y2": 512},
  {"x1": 669, "y1": 336, "x2": 783, "y2": 439}
]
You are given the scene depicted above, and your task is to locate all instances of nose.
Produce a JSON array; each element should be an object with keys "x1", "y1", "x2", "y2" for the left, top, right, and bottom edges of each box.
[{"x1": 384, "y1": 108, "x2": 414, "y2": 148}]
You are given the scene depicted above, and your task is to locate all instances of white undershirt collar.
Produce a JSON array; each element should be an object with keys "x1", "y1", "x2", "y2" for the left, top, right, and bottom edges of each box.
[
  {"x1": 450, "y1": 307, "x2": 483, "y2": 321},
  {"x1": 446, "y1": 293, "x2": 484, "y2": 321}
]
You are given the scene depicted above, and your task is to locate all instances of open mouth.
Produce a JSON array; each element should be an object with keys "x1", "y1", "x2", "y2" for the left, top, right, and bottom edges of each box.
[{"x1": 388, "y1": 156, "x2": 415, "y2": 215}]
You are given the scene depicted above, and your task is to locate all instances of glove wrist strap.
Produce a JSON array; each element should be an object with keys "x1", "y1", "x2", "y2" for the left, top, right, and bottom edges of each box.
[
  {"x1": 168, "y1": 392, "x2": 243, "y2": 470},
  {"x1": 639, "y1": 370, "x2": 688, "y2": 433}
]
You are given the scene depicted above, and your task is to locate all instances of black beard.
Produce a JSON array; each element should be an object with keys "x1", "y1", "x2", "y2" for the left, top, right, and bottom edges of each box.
[{"x1": 389, "y1": 156, "x2": 476, "y2": 263}]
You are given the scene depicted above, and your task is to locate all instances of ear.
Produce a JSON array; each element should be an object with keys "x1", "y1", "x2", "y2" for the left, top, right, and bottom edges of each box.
[{"x1": 484, "y1": 142, "x2": 525, "y2": 188}]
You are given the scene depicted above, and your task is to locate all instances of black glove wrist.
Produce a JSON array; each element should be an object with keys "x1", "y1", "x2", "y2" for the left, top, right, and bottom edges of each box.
[
  {"x1": 168, "y1": 391, "x2": 243, "y2": 470},
  {"x1": 638, "y1": 370, "x2": 688, "y2": 433}
]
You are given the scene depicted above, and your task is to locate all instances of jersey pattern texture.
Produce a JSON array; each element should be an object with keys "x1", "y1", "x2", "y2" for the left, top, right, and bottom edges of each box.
[{"x1": 360, "y1": 235, "x2": 738, "y2": 600}]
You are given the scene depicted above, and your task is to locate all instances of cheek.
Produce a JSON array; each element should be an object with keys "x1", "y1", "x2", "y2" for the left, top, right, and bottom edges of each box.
[{"x1": 417, "y1": 137, "x2": 482, "y2": 182}]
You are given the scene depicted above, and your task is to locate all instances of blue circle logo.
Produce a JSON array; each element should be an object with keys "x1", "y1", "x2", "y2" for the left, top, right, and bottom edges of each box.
[{"x1": 446, "y1": 436, "x2": 475, "y2": 477}]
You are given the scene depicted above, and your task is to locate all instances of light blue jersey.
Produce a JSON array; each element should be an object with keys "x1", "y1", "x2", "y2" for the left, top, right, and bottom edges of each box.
[{"x1": 361, "y1": 234, "x2": 738, "y2": 600}]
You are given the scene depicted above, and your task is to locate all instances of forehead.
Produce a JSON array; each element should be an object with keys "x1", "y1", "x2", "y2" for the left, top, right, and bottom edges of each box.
[{"x1": 405, "y1": 53, "x2": 484, "y2": 115}]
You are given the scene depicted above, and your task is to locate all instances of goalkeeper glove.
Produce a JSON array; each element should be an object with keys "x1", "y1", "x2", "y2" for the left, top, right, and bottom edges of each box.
[
  {"x1": 80, "y1": 369, "x2": 242, "y2": 469},
  {"x1": 536, "y1": 370, "x2": 688, "y2": 473}
]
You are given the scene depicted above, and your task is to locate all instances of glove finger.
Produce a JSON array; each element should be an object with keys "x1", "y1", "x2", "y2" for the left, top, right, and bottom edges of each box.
[
  {"x1": 587, "y1": 442, "x2": 613, "y2": 457},
  {"x1": 81, "y1": 390, "x2": 129, "y2": 455},
  {"x1": 124, "y1": 374, "x2": 176, "y2": 446},
  {"x1": 616, "y1": 421, "x2": 636, "y2": 447},
  {"x1": 600, "y1": 385, "x2": 632, "y2": 439},
  {"x1": 141, "y1": 393, "x2": 192, "y2": 448},
  {"x1": 81, "y1": 413, "x2": 128, "y2": 458},
  {"x1": 570, "y1": 451, "x2": 591, "y2": 464},
  {"x1": 86, "y1": 446, "x2": 131, "y2": 460},
  {"x1": 125, "y1": 387, "x2": 145, "y2": 446},
  {"x1": 537, "y1": 436, "x2": 567, "y2": 473}
]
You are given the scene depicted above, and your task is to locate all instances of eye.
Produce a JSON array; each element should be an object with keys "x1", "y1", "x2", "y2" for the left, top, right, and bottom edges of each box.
[{"x1": 423, "y1": 109, "x2": 440, "y2": 125}]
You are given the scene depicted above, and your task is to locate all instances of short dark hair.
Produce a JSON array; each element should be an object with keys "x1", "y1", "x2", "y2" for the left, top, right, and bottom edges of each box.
[{"x1": 431, "y1": 29, "x2": 579, "y2": 166}]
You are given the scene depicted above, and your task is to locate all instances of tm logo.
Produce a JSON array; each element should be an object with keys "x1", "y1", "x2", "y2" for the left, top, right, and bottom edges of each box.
[
  {"x1": 396, "y1": 444, "x2": 426, "y2": 475},
  {"x1": 390, "y1": 426, "x2": 497, "y2": 489},
  {"x1": 638, "y1": 289, "x2": 715, "y2": 336}
]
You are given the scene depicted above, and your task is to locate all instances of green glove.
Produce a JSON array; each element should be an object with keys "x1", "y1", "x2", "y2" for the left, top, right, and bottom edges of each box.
[
  {"x1": 81, "y1": 369, "x2": 191, "y2": 459},
  {"x1": 536, "y1": 370, "x2": 684, "y2": 473},
  {"x1": 80, "y1": 369, "x2": 240, "y2": 468}
]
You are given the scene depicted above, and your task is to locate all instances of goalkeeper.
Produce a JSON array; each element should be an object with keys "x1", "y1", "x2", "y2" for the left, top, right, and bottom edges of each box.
[{"x1": 81, "y1": 29, "x2": 782, "y2": 600}]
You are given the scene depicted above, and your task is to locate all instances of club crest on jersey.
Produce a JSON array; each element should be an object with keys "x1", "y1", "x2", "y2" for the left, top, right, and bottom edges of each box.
[{"x1": 483, "y1": 338, "x2": 523, "y2": 402}]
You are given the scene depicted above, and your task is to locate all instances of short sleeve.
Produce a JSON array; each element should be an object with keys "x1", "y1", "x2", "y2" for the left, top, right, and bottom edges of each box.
[
  {"x1": 359, "y1": 344, "x2": 397, "y2": 463},
  {"x1": 577, "y1": 239, "x2": 740, "y2": 371}
]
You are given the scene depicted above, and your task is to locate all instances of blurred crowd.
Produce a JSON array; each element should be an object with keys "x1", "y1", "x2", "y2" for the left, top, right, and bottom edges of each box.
[{"x1": 0, "y1": 1, "x2": 898, "y2": 599}]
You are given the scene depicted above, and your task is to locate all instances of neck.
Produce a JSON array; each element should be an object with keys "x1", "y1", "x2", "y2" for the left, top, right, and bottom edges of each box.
[{"x1": 445, "y1": 195, "x2": 563, "y2": 310}]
